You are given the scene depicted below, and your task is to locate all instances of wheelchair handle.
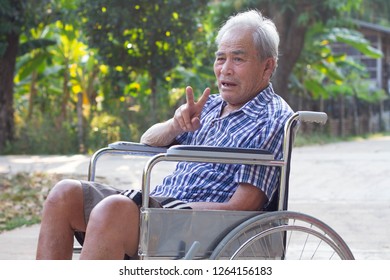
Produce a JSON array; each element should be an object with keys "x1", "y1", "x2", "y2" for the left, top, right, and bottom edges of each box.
[{"x1": 297, "y1": 111, "x2": 327, "y2": 125}]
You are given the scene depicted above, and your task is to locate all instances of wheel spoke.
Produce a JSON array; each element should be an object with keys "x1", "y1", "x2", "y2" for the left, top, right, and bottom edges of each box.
[{"x1": 210, "y1": 211, "x2": 354, "y2": 260}]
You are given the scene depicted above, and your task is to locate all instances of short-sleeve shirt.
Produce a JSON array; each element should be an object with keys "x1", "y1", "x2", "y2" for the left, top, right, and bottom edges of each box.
[{"x1": 151, "y1": 84, "x2": 293, "y2": 207}]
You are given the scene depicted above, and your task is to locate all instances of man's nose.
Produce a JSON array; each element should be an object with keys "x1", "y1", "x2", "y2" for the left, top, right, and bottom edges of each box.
[{"x1": 220, "y1": 59, "x2": 233, "y2": 75}]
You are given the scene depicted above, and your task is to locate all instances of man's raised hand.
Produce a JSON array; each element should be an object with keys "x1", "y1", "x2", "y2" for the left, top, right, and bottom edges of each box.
[{"x1": 174, "y1": 86, "x2": 210, "y2": 132}]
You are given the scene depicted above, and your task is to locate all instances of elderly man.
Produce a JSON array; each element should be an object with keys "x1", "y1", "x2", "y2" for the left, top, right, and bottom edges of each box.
[{"x1": 36, "y1": 9, "x2": 293, "y2": 260}]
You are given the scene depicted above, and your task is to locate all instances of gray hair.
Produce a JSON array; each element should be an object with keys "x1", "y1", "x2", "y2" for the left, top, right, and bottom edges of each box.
[{"x1": 216, "y1": 10, "x2": 279, "y2": 63}]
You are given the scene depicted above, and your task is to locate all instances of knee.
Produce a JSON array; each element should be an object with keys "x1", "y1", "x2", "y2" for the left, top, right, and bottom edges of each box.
[
  {"x1": 88, "y1": 195, "x2": 139, "y2": 227},
  {"x1": 44, "y1": 179, "x2": 82, "y2": 208}
]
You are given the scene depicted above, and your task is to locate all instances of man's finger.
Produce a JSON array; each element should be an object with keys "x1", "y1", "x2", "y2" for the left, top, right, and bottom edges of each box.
[
  {"x1": 185, "y1": 86, "x2": 195, "y2": 106},
  {"x1": 196, "y1": 87, "x2": 211, "y2": 108},
  {"x1": 191, "y1": 117, "x2": 201, "y2": 130}
]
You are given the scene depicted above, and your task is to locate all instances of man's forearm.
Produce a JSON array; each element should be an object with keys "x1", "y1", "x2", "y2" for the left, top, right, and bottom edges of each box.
[
  {"x1": 187, "y1": 201, "x2": 255, "y2": 211},
  {"x1": 188, "y1": 184, "x2": 266, "y2": 211},
  {"x1": 140, "y1": 118, "x2": 183, "y2": 147}
]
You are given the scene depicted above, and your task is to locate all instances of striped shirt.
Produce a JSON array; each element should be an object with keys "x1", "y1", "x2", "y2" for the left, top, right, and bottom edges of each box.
[{"x1": 151, "y1": 84, "x2": 293, "y2": 207}]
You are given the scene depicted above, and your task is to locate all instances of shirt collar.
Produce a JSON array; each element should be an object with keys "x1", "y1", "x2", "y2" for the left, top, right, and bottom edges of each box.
[
  {"x1": 237, "y1": 84, "x2": 275, "y2": 120},
  {"x1": 212, "y1": 84, "x2": 275, "y2": 120}
]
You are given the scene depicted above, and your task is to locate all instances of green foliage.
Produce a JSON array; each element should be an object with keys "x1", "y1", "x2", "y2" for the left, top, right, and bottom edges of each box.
[
  {"x1": 18, "y1": 38, "x2": 56, "y2": 56},
  {"x1": 8, "y1": 113, "x2": 79, "y2": 154},
  {"x1": 80, "y1": 0, "x2": 209, "y2": 97},
  {"x1": 292, "y1": 23, "x2": 383, "y2": 103},
  {"x1": 2, "y1": 0, "x2": 390, "y2": 154},
  {"x1": 329, "y1": 27, "x2": 383, "y2": 58},
  {"x1": 0, "y1": 0, "x2": 61, "y2": 41},
  {"x1": 87, "y1": 112, "x2": 132, "y2": 152},
  {"x1": 353, "y1": 0, "x2": 390, "y2": 26},
  {"x1": 0, "y1": 0, "x2": 25, "y2": 34},
  {"x1": 229, "y1": 0, "x2": 362, "y2": 22}
]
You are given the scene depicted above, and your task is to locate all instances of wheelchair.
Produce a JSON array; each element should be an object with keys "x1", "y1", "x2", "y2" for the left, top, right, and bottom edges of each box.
[{"x1": 79, "y1": 111, "x2": 354, "y2": 260}]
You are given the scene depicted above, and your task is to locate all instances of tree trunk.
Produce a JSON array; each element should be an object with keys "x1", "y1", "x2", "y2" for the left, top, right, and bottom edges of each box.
[
  {"x1": 339, "y1": 95, "x2": 345, "y2": 137},
  {"x1": 59, "y1": 57, "x2": 70, "y2": 127},
  {"x1": 0, "y1": 32, "x2": 19, "y2": 153},
  {"x1": 352, "y1": 95, "x2": 359, "y2": 135},
  {"x1": 149, "y1": 75, "x2": 158, "y2": 124},
  {"x1": 265, "y1": 4, "x2": 308, "y2": 104},
  {"x1": 368, "y1": 104, "x2": 373, "y2": 134},
  {"x1": 379, "y1": 99, "x2": 385, "y2": 132},
  {"x1": 77, "y1": 92, "x2": 84, "y2": 153},
  {"x1": 28, "y1": 70, "x2": 38, "y2": 119},
  {"x1": 86, "y1": 65, "x2": 100, "y2": 108}
]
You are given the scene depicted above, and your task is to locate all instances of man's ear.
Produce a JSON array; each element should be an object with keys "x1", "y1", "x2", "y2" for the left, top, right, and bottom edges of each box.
[
  {"x1": 264, "y1": 57, "x2": 276, "y2": 76},
  {"x1": 263, "y1": 58, "x2": 276, "y2": 78}
]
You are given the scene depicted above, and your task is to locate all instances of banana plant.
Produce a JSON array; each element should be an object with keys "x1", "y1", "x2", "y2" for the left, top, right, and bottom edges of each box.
[{"x1": 292, "y1": 23, "x2": 383, "y2": 102}]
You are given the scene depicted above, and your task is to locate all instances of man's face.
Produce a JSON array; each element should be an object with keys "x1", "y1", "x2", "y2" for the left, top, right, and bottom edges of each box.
[{"x1": 214, "y1": 28, "x2": 272, "y2": 110}]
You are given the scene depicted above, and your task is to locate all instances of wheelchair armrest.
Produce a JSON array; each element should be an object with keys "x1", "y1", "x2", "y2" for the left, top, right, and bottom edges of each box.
[
  {"x1": 88, "y1": 142, "x2": 167, "y2": 181},
  {"x1": 166, "y1": 145, "x2": 274, "y2": 160},
  {"x1": 297, "y1": 111, "x2": 327, "y2": 124},
  {"x1": 108, "y1": 141, "x2": 168, "y2": 154}
]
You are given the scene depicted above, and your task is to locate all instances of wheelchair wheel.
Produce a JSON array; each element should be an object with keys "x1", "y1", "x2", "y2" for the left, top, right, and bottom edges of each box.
[{"x1": 210, "y1": 211, "x2": 354, "y2": 260}]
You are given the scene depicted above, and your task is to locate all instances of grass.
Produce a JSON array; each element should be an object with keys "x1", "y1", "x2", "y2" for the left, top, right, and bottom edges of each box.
[{"x1": 294, "y1": 131, "x2": 390, "y2": 147}]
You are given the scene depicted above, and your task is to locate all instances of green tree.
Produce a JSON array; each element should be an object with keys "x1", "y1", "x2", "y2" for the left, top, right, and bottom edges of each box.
[
  {"x1": 209, "y1": 0, "x2": 363, "y2": 102},
  {"x1": 0, "y1": 0, "x2": 73, "y2": 153},
  {"x1": 294, "y1": 25, "x2": 382, "y2": 101},
  {"x1": 354, "y1": 0, "x2": 390, "y2": 26},
  {"x1": 13, "y1": 18, "x2": 111, "y2": 153},
  {"x1": 0, "y1": 0, "x2": 34, "y2": 153},
  {"x1": 80, "y1": 0, "x2": 208, "y2": 123}
]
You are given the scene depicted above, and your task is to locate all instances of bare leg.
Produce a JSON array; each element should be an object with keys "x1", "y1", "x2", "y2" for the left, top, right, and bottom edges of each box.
[
  {"x1": 36, "y1": 179, "x2": 86, "y2": 259},
  {"x1": 79, "y1": 195, "x2": 140, "y2": 260}
]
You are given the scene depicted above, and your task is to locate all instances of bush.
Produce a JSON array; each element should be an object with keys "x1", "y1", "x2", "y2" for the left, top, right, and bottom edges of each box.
[
  {"x1": 6, "y1": 111, "x2": 135, "y2": 155},
  {"x1": 7, "y1": 114, "x2": 79, "y2": 155},
  {"x1": 86, "y1": 112, "x2": 133, "y2": 153}
]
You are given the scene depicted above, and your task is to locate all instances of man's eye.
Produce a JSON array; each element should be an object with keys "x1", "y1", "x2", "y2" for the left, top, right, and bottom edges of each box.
[{"x1": 234, "y1": 57, "x2": 243, "y2": 62}]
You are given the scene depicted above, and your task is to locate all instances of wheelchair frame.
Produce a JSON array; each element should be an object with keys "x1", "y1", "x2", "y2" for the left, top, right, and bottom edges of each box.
[{"x1": 84, "y1": 111, "x2": 354, "y2": 260}]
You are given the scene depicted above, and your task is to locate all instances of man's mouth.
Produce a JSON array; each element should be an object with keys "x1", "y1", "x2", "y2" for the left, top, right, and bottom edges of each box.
[{"x1": 221, "y1": 81, "x2": 237, "y2": 87}]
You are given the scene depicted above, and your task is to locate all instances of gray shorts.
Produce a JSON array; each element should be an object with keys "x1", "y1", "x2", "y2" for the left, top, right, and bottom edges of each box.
[{"x1": 80, "y1": 180, "x2": 191, "y2": 225}]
